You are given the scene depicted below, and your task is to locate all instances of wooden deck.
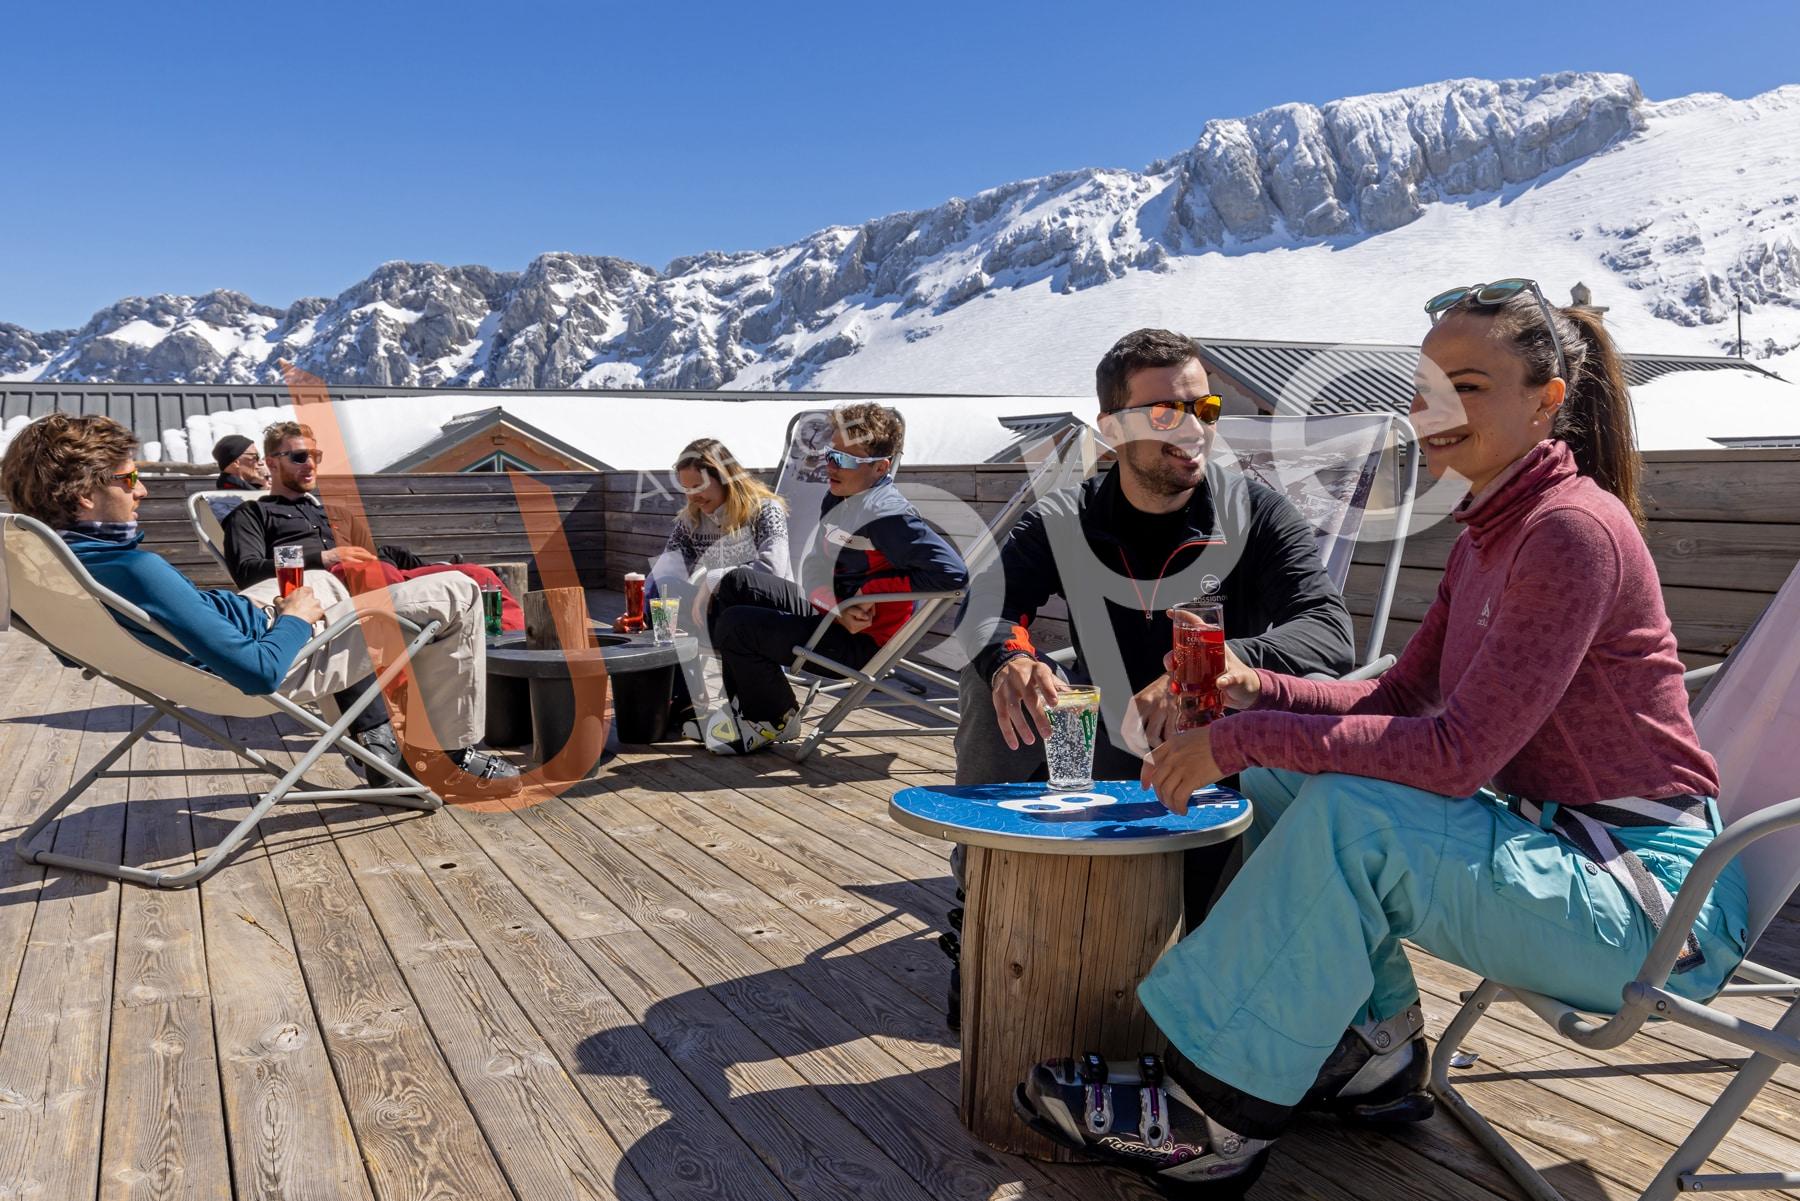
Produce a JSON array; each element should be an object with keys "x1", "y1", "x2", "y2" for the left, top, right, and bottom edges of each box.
[{"x1": 1, "y1": 627, "x2": 1797, "y2": 1201}]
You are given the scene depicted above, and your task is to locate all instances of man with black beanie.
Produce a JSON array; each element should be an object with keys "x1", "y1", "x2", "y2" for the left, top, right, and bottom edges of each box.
[{"x1": 212, "y1": 434, "x2": 268, "y2": 491}]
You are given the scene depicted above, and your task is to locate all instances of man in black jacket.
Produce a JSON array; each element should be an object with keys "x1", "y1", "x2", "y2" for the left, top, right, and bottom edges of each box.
[
  {"x1": 961, "y1": 328, "x2": 1354, "y2": 781},
  {"x1": 940, "y1": 328, "x2": 1354, "y2": 1026},
  {"x1": 221, "y1": 421, "x2": 449, "y2": 590}
]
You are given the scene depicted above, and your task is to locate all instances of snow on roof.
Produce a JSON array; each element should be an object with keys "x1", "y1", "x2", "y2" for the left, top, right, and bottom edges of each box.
[
  {"x1": 1631, "y1": 369, "x2": 1800, "y2": 451},
  {"x1": 322, "y1": 392, "x2": 1087, "y2": 472}
]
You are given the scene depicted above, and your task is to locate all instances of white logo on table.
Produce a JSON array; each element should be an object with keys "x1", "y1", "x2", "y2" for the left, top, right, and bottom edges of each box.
[{"x1": 999, "y1": 792, "x2": 1116, "y2": 815}]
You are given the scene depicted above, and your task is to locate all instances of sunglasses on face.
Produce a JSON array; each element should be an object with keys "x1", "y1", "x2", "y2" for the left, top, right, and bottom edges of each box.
[
  {"x1": 279, "y1": 449, "x2": 324, "y2": 466},
  {"x1": 109, "y1": 469, "x2": 141, "y2": 489},
  {"x1": 820, "y1": 449, "x2": 888, "y2": 470},
  {"x1": 1114, "y1": 394, "x2": 1222, "y2": 431},
  {"x1": 236, "y1": 451, "x2": 263, "y2": 465},
  {"x1": 1424, "y1": 277, "x2": 1568, "y2": 381}
]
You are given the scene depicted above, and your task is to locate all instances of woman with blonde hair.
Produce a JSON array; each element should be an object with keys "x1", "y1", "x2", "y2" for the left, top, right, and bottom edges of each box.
[{"x1": 658, "y1": 437, "x2": 790, "y2": 602}]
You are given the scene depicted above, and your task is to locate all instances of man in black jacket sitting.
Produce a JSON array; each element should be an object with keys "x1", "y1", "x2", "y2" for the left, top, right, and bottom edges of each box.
[
  {"x1": 220, "y1": 421, "x2": 447, "y2": 590},
  {"x1": 943, "y1": 328, "x2": 1356, "y2": 1025}
]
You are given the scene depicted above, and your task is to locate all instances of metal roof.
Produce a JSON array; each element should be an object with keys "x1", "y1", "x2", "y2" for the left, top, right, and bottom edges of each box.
[
  {"x1": 0, "y1": 381, "x2": 989, "y2": 451},
  {"x1": 378, "y1": 406, "x2": 609, "y2": 473},
  {"x1": 1197, "y1": 338, "x2": 1784, "y2": 417}
]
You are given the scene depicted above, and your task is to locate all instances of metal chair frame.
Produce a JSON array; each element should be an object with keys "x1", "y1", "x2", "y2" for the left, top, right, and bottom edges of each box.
[{"x1": 4, "y1": 513, "x2": 441, "y2": 889}]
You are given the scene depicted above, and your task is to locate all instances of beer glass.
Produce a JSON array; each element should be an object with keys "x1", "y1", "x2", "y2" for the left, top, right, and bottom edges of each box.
[
  {"x1": 1044, "y1": 685, "x2": 1101, "y2": 791},
  {"x1": 274, "y1": 545, "x2": 305, "y2": 599}
]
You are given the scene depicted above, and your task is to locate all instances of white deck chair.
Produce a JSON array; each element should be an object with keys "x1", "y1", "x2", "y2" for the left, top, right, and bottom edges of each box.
[
  {"x1": 2, "y1": 513, "x2": 442, "y2": 889},
  {"x1": 1213, "y1": 413, "x2": 1419, "y2": 667},
  {"x1": 1430, "y1": 558, "x2": 1800, "y2": 1200},
  {"x1": 187, "y1": 487, "x2": 266, "y2": 573},
  {"x1": 780, "y1": 423, "x2": 1097, "y2": 761}
]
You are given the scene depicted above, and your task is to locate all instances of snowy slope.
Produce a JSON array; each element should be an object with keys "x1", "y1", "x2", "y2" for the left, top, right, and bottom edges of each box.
[{"x1": 3, "y1": 71, "x2": 1795, "y2": 403}]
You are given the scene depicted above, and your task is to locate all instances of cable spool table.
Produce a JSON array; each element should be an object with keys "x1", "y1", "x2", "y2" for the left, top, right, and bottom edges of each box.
[{"x1": 889, "y1": 780, "x2": 1251, "y2": 1158}]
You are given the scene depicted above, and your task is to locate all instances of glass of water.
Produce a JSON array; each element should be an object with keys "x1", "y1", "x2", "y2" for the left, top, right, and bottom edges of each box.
[
  {"x1": 649, "y1": 596, "x2": 678, "y2": 646},
  {"x1": 1043, "y1": 685, "x2": 1101, "y2": 792}
]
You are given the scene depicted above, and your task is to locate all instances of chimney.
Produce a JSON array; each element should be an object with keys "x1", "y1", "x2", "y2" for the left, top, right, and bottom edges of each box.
[{"x1": 1569, "y1": 282, "x2": 1609, "y2": 321}]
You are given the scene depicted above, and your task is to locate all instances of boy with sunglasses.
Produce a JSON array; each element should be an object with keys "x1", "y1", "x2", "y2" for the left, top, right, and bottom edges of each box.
[{"x1": 695, "y1": 402, "x2": 969, "y2": 754}]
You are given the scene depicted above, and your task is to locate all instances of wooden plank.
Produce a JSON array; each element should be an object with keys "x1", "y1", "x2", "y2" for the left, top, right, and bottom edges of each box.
[
  {"x1": 1640, "y1": 459, "x2": 1800, "y2": 524},
  {"x1": 0, "y1": 642, "x2": 95, "y2": 1032},
  {"x1": 224, "y1": 736, "x2": 523, "y2": 1201},
  {"x1": 103, "y1": 707, "x2": 233, "y2": 1201},
  {"x1": 1413, "y1": 966, "x2": 1800, "y2": 1197},
  {"x1": 195, "y1": 716, "x2": 375, "y2": 1201},
  {"x1": 0, "y1": 689, "x2": 130, "y2": 1201},
  {"x1": 321, "y1": 792, "x2": 754, "y2": 1201},
  {"x1": 605, "y1": 762, "x2": 947, "y2": 1011}
]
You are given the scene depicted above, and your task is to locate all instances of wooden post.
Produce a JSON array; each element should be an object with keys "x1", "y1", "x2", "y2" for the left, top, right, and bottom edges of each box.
[
  {"x1": 959, "y1": 845, "x2": 1184, "y2": 1159},
  {"x1": 482, "y1": 561, "x2": 528, "y2": 603},
  {"x1": 522, "y1": 587, "x2": 589, "y2": 651}
]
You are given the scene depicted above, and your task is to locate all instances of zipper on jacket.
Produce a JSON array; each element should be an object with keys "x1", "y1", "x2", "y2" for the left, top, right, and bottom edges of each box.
[{"x1": 1114, "y1": 537, "x2": 1225, "y2": 621}]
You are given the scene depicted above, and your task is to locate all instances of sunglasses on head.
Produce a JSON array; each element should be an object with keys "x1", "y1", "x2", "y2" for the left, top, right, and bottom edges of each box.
[
  {"x1": 819, "y1": 449, "x2": 889, "y2": 470},
  {"x1": 1424, "y1": 277, "x2": 1568, "y2": 381},
  {"x1": 279, "y1": 449, "x2": 324, "y2": 466},
  {"x1": 109, "y1": 469, "x2": 141, "y2": 489},
  {"x1": 1113, "y1": 394, "x2": 1222, "y2": 431}
]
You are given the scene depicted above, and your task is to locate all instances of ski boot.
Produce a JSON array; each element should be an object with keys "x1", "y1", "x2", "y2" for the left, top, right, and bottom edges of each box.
[
  {"x1": 1299, "y1": 1002, "x2": 1433, "y2": 1124},
  {"x1": 1015, "y1": 1051, "x2": 1281, "y2": 1198},
  {"x1": 938, "y1": 895, "x2": 964, "y2": 1032}
]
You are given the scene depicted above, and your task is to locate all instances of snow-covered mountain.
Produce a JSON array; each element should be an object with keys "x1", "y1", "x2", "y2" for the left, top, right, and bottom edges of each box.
[{"x1": 5, "y1": 71, "x2": 1797, "y2": 393}]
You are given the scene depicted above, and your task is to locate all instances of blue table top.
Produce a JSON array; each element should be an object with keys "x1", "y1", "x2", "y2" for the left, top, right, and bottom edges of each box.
[{"x1": 889, "y1": 780, "x2": 1251, "y2": 856}]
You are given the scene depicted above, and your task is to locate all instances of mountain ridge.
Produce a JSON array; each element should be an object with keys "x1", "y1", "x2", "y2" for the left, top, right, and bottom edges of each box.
[{"x1": 6, "y1": 70, "x2": 1797, "y2": 392}]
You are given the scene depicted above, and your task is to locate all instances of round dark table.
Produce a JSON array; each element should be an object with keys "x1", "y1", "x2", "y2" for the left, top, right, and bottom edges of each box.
[
  {"x1": 890, "y1": 780, "x2": 1250, "y2": 1157},
  {"x1": 484, "y1": 629, "x2": 697, "y2": 771}
]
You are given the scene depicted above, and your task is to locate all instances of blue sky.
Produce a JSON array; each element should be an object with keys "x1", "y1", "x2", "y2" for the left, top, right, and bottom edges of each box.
[{"x1": 3, "y1": 0, "x2": 1794, "y2": 330}]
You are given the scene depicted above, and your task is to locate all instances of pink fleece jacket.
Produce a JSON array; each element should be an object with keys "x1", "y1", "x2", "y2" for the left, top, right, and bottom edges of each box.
[{"x1": 1210, "y1": 440, "x2": 1719, "y2": 803}]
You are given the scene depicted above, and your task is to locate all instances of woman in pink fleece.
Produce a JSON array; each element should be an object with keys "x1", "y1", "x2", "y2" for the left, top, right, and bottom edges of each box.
[{"x1": 1011, "y1": 282, "x2": 1752, "y2": 1196}]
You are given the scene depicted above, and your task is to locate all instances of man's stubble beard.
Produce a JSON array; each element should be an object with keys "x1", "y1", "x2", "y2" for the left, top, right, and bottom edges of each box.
[{"x1": 1122, "y1": 441, "x2": 1200, "y2": 498}]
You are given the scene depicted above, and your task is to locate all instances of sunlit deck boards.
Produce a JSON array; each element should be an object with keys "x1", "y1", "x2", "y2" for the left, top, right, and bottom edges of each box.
[{"x1": 0, "y1": 626, "x2": 1797, "y2": 1201}]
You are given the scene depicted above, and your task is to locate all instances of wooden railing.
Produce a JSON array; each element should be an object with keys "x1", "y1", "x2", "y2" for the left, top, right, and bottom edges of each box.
[{"x1": 123, "y1": 447, "x2": 1799, "y2": 669}]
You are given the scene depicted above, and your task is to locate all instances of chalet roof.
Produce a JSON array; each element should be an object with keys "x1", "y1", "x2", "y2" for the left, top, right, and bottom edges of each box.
[{"x1": 377, "y1": 406, "x2": 610, "y2": 473}]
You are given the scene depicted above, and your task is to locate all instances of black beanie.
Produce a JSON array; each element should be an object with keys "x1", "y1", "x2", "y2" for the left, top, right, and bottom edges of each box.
[{"x1": 212, "y1": 434, "x2": 254, "y2": 469}]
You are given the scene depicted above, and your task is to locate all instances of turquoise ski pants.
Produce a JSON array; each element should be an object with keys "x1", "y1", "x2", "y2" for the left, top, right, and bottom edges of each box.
[{"x1": 1138, "y1": 768, "x2": 1751, "y2": 1107}]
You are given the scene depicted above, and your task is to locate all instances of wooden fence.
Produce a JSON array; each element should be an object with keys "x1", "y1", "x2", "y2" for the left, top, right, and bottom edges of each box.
[{"x1": 121, "y1": 447, "x2": 1799, "y2": 668}]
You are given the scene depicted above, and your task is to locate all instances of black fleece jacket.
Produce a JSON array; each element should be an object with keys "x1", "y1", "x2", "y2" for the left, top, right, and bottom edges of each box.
[{"x1": 969, "y1": 461, "x2": 1354, "y2": 691}]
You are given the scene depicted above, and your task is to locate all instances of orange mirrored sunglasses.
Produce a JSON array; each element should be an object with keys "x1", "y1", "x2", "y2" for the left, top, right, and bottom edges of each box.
[{"x1": 1129, "y1": 394, "x2": 1222, "y2": 430}]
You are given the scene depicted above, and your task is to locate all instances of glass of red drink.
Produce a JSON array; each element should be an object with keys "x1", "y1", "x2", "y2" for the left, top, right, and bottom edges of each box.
[
  {"x1": 616, "y1": 571, "x2": 647, "y2": 633},
  {"x1": 1170, "y1": 599, "x2": 1226, "y2": 732},
  {"x1": 274, "y1": 545, "x2": 305, "y2": 598}
]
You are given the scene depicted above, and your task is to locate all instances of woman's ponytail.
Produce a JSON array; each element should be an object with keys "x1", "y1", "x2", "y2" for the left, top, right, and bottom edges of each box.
[{"x1": 1555, "y1": 307, "x2": 1644, "y2": 527}]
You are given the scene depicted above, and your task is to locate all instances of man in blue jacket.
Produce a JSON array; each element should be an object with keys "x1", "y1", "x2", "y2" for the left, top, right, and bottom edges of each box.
[
  {"x1": 696, "y1": 402, "x2": 969, "y2": 754},
  {"x1": 1, "y1": 414, "x2": 518, "y2": 799}
]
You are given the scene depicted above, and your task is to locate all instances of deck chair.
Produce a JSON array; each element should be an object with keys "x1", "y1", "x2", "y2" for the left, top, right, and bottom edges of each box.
[
  {"x1": 2, "y1": 513, "x2": 442, "y2": 889},
  {"x1": 1213, "y1": 413, "x2": 1419, "y2": 667},
  {"x1": 781, "y1": 422, "x2": 1097, "y2": 761},
  {"x1": 187, "y1": 487, "x2": 265, "y2": 573},
  {"x1": 1430, "y1": 558, "x2": 1800, "y2": 1200}
]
